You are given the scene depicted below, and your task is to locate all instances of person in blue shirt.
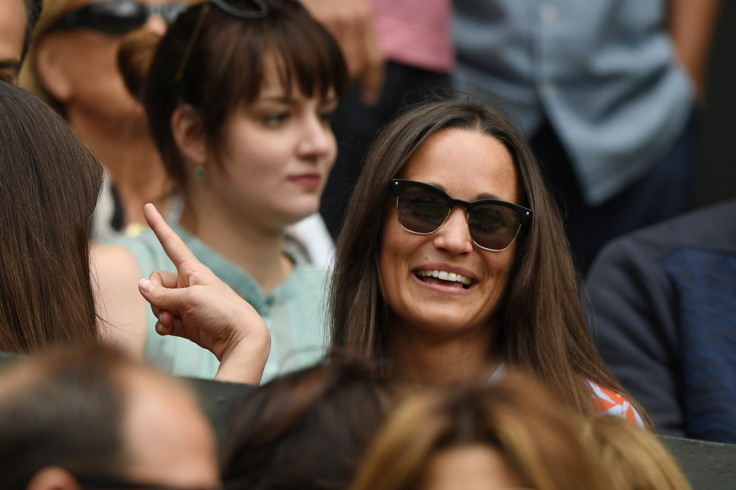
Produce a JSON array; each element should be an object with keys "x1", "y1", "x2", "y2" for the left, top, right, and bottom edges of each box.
[{"x1": 452, "y1": 0, "x2": 720, "y2": 273}]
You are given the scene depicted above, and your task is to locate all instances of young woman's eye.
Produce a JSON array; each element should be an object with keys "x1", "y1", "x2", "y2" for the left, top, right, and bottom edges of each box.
[{"x1": 262, "y1": 112, "x2": 289, "y2": 126}]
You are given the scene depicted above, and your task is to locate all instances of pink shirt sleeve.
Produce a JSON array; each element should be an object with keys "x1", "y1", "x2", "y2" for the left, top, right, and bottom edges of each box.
[{"x1": 371, "y1": 0, "x2": 455, "y2": 72}]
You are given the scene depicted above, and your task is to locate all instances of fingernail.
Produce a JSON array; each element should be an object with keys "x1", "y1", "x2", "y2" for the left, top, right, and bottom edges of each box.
[{"x1": 138, "y1": 278, "x2": 154, "y2": 294}]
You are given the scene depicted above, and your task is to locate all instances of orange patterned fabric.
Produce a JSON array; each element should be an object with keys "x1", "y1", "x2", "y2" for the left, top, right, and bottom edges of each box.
[{"x1": 588, "y1": 380, "x2": 645, "y2": 428}]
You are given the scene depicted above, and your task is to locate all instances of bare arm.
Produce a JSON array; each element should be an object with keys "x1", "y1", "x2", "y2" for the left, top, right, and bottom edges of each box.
[
  {"x1": 669, "y1": 0, "x2": 722, "y2": 101},
  {"x1": 91, "y1": 245, "x2": 149, "y2": 359},
  {"x1": 301, "y1": 0, "x2": 386, "y2": 104}
]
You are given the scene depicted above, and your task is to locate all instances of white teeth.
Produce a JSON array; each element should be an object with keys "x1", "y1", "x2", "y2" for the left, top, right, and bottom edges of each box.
[{"x1": 417, "y1": 270, "x2": 472, "y2": 286}]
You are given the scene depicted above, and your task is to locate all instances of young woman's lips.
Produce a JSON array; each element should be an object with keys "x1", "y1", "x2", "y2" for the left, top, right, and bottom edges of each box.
[{"x1": 289, "y1": 174, "x2": 321, "y2": 191}]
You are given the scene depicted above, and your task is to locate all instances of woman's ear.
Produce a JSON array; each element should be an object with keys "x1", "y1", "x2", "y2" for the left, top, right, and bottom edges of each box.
[
  {"x1": 26, "y1": 467, "x2": 82, "y2": 490},
  {"x1": 35, "y1": 38, "x2": 74, "y2": 103},
  {"x1": 171, "y1": 104, "x2": 208, "y2": 166}
]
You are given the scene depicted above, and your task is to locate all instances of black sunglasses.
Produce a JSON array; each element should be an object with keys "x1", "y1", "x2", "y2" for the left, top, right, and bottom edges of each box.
[
  {"x1": 48, "y1": 0, "x2": 190, "y2": 37},
  {"x1": 389, "y1": 179, "x2": 533, "y2": 252}
]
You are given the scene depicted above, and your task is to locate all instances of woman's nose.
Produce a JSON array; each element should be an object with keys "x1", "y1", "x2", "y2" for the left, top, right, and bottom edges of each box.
[
  {"x1": 144, "y1": 15, "x2": 168, "y2": 35},
  {"x1": 432, "y1": 208, "x2": 474, "y2": 255},
  {"x1": 298, "y1": 113, "x2": 334, "y2": 159}
]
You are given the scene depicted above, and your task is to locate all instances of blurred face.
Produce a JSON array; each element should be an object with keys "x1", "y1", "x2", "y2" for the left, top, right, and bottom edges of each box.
[
  {"x1": 419, "y1": 445, "x2": 526, "y2": 490},
  {"x1": 0, "y1": 0, "x2": 26, "y2": 84},
  {"x1": 206, "y1": 57, "x2": 339, "y2": 230},
  {"x1": 122, "y1": 368, "x2": 220, "y2": 488},
  {"x1": 36, "y1": 0, "x2": 182, "y2": 124},
  {"x1": 380, "y1": 128, "x2": 520, "y2": 340}
]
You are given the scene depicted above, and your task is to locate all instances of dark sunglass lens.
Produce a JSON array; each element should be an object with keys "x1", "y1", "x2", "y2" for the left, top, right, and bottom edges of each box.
[
  {"x1": 88, "y1": 1, "x2": 147, "y2": 35},
  {"x1": 157, "y1": 3, "x2": 190, "y2": 24},
  {"x1": 468, "y1": 204, "x2": 521, "y2": 250},
  {"x1": 397, "y1": 187, "x2": 450, "y2": 234},
  {"x1": 211, "y1": 0, "x2": 269, "y2": 18}
]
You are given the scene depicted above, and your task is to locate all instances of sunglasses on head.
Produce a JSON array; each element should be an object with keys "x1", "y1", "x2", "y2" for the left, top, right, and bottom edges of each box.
[
  {"x1": 389, "y1": 179, "x2": 533, "y2": 252},
  {"x1": 48, "y1": 0, "x2": 190, "y2": 37},
  {"x1": 175, "y1": 0, "x2": 282, "y2": 85}
]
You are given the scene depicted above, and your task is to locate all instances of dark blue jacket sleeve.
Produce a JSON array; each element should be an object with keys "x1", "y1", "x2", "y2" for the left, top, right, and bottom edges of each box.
[{"x1": 586, "y1": 233, "x2": 684, "y2": 435}]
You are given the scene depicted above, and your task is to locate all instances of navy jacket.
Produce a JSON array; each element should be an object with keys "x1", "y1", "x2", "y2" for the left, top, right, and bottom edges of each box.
[{"x1": 587, "y1": 200, "x2": 736, "y2": 443}]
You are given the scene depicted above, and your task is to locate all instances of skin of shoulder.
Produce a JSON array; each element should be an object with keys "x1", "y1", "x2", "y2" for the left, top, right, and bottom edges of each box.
[{"x1": 90, "y1": 244, "x2": 149, "y2": 359}]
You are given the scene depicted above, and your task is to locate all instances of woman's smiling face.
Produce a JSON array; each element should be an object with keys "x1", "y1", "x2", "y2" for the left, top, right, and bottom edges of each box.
[{"x1": 379, "y1": 128, "x2": 521, "y2": 342}]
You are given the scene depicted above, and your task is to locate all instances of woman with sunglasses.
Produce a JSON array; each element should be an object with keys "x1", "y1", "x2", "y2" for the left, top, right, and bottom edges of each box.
[
  {"x1": 139, "y1": 97, "x2": 651, "y2": 424},
  {"x1": 20, "y1": 0, "x2": 188, "y2": 237},
  {"x1": 92, "y1": 0, "x2": 348, "y2": 382}
]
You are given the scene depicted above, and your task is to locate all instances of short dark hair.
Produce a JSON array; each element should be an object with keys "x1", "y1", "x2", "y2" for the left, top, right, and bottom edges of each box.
[{"x1": 0, "y1": 345, "x2": 129, "y2": 490}]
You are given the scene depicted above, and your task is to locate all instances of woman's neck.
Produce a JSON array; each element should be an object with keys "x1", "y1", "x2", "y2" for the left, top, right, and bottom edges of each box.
[
  {"x1": 178, "y1": 201, "x2": 293, "y2": 294},
  {"x1": 68, "y1": 112, "x2": 172, "y2": 226},
  {"x1": 388, "y1": 321, "x2": 498, "y2": 383}
]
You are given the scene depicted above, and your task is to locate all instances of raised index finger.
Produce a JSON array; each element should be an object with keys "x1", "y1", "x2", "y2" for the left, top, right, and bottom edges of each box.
[{"x1": 143, "y1": 203, "x2": 199, "y2": 268}]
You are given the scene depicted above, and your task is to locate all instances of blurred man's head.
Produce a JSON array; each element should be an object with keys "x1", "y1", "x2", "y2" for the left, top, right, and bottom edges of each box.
[
  {"x1": 0, "y1": 0, "x2": 42, "y2": 83},
  {"x1": 0, "y1": 345, "x2": 220, "y2": 490}
]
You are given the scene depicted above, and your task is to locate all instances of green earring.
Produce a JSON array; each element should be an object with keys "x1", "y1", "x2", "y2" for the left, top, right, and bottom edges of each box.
[{"x1": 194, "y1": 165, "x2": 206, "y2": 181}]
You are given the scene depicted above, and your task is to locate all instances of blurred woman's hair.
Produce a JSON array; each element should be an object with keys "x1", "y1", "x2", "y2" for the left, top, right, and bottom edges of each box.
[
  {"x1": 350, "y1": 372, "x2": 614, "y2": 490},
  {"x1": 0, "y1": 82, "x2": 102, "y2": 353},
  {"x1": 583, "y1": 415, "x2": 693, "y2": 490},
  {"x1": 220, "y1": 359, "x2": 410, "y2": 490}
]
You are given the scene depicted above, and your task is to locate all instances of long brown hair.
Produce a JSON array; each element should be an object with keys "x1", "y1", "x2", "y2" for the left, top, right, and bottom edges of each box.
[
  {"x1": 330, "y1": 97, "x2": 646, "y2": 419},
  {"x1": 0, "y1": 82, "x2": 102, "y2": 353}
]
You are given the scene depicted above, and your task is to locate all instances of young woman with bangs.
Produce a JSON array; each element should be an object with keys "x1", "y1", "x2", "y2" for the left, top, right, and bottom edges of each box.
[{"x1": 92, "y1": 0, "x2": 348, "y2": 383}]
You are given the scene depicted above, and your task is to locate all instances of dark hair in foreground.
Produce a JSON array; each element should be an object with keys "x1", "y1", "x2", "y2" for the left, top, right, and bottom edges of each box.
[
  {"x1": 329, "y1": 97, "x2": 646, "y2": 420},
  {"x1": 220, "y1": 360, "x2": 409, "y2": 489},
  {"x1": 0, "y1": 345, "x2": 130, "y2": 489},
  {"x1": 0, "y1": 81, "x2": 102, "y2": 353},
  {"x1": 118, "y1": 0, "x2": 348, "y2": 195},
  {"x1": 350, "y1": 372, "x2": 613, "y2": 490}
]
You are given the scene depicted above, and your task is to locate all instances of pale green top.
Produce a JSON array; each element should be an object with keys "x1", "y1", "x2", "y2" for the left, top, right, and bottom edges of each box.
[{"x1": 107, "y1": 223, "x2": 330, "y2": 382}]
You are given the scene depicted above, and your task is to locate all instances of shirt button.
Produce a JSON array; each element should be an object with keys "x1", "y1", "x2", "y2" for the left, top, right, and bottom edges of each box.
[{"x1": 539, "y1": 4, "x2": 559, "y2": 24}]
